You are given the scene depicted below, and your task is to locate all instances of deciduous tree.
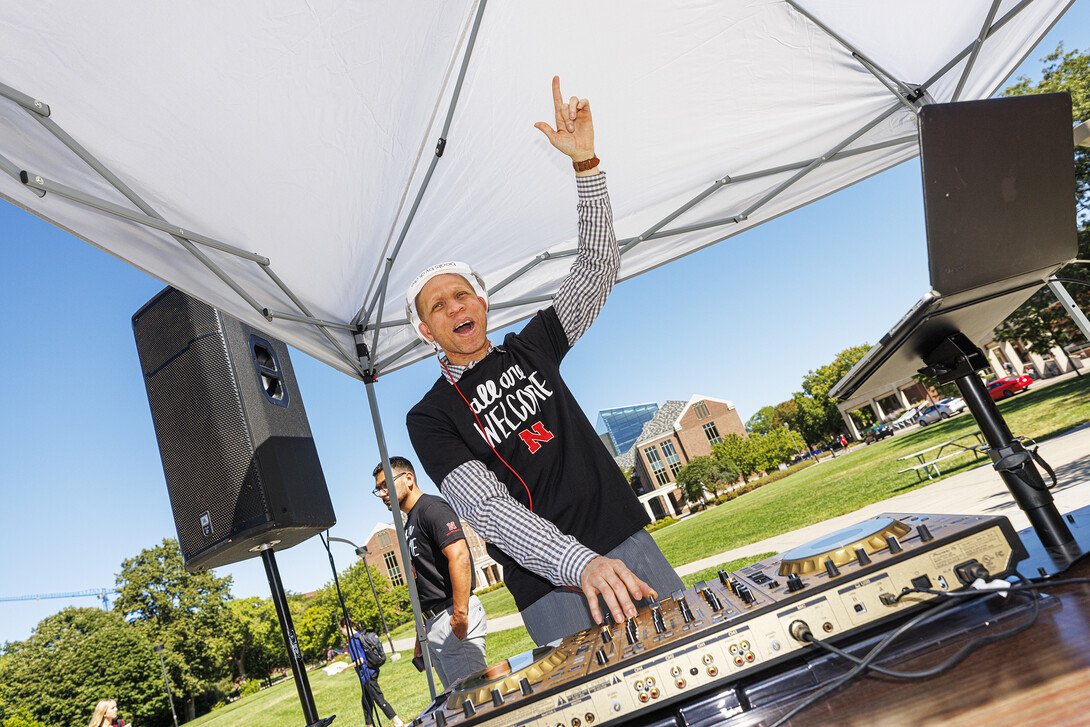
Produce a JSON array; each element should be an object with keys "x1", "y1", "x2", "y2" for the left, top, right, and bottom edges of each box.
[
  {"x1": 675, "y1": 456, "x2": 732, "y2": 504},
  {"x1": 995, "y1": 46, "x2": 1090, "y2": 359},
  {"x1": 115, "y1": 539, "x2": 235, "y2": 720},
  {"x1": 0, "y1": 608, "x2": 166, "y2": 727}
]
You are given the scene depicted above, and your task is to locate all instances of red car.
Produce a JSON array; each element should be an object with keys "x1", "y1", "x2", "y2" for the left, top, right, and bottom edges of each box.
[{"x1": 987, "y1": 375, "x2": 1032, "y2": 400}]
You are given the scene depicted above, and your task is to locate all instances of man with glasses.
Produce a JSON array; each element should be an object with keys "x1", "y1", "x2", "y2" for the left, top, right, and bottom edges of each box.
[{"x1": 374, "y1": 456, "x2": 487, "y2": 688}]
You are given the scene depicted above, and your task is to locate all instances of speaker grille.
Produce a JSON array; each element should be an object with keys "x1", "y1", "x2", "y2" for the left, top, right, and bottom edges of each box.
[{"x1": 135, "y1": 291, "x2": 270, "y2": 563}]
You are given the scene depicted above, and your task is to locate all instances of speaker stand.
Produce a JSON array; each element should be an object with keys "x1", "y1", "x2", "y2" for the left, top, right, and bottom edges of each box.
[
  {"x1": 920, "y1": 333, "x2": 1081, "y2": 570},
  {"x1": 260, "y1": 545, "x2": 336, "y2": 727}
]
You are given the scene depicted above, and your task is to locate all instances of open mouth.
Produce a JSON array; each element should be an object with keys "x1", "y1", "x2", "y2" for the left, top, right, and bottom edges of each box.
[{"x1": 454, "y1": 320, "x2": 474, "y2": 334}]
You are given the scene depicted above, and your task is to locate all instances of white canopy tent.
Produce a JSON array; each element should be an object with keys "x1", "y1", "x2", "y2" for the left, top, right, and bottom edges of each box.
[
  {"x1": 0, "y1": 0, "x2": 1076, "y2": 708},
  {"x1": 0, "y1": 0, "x2": 1074, "y2": 380}
]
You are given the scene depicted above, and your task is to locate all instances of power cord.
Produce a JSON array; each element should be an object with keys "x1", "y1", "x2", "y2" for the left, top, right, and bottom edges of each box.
[
  {"x1": 801, "y1": 575, "x2": 1040, "y2": 679},
  {"x1": 768, "y1": 572, "x2": 1042, "y2": 727}
]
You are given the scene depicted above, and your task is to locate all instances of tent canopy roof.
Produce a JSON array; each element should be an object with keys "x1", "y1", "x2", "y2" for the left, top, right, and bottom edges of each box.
[{"x1": 0, "y1": 0, "x2": 1071, "y2": 377}]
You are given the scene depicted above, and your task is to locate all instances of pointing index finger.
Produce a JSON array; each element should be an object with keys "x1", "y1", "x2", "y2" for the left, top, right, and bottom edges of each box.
[{"x1": 552, "y1": 75, "x2": 566, "y2": 129}]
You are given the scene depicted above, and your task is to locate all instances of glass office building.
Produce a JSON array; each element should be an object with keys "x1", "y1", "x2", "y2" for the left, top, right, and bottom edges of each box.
[{"x1": 596, "y1": 403, "x2": 659, "y2": 456}]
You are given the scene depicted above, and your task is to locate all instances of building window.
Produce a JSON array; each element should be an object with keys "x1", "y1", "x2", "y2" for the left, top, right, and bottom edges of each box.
[
  {"x1": 375, "y1": 529, "x2": 391, "y2": 549},
  {"x1": 693, "y1": 400, "x2": 711, "y2": 420},
  {"x1": 645, "y1": 445, "x2": 670, "y2": 486},
  {"x1": 702, "y1": 422, "x2": 721, "y2": 445},
  {"x1": 383, "y1": 551, "x2": 403, "y2": 586},
  {"x1": 661, "y1": 440, "x2": 682, "y2": 477}
]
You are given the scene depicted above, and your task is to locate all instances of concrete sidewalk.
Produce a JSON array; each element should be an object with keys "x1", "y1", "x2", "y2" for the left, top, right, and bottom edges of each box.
[{"x1": 389, "y1": 421, "x2": 1090, "y2": 652}]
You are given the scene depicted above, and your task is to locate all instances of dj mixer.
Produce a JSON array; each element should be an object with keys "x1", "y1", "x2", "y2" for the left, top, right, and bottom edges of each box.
[{"x1": 413, "y1": 513, "x2": 1028, "y2": 727}]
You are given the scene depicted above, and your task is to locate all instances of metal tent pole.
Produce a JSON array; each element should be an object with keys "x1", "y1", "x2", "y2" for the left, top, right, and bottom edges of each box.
[{"x1": 359, "y1": 361, "x2": 439, "y2": 700}]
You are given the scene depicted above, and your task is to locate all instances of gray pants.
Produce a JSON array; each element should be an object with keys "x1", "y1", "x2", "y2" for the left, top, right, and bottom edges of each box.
[
  {"x1": 521, "y1": 530, "x2": 683, "y2": 645},
  {"x1": 426, "y1": 594, "x2": 488, "y2": 689}
]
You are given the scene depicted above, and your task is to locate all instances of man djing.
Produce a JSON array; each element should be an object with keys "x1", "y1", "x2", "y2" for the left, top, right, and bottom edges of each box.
[
  {"x1": 374, "y1": 456, "x2": 487, "y2": 688},
  {"x1": 406, "y1": 76, "x2": 683, "y2": 645}
]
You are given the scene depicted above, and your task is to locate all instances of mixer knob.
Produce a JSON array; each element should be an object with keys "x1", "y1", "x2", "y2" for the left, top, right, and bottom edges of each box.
[
  {"x1": 917, "y1": 524, "x2": 934, "y2": 542},
  {"x1": 434, "y1": 711, "x2": 447, "y2": 727},
  {"x1": 736, "y1": 584, "x2": 757, "y2": 604},
  {"x1": 718, "y1": 569, "x2": 730, "y2": 585},
  {"x1": 824, "y1": 559, "x2": 841, "y2": 577},
  {"x1": 595, "y1": 648, "x2": 609, "y2": 665},
  {"x1": 625, "y1": 616, "x2": 640, "y2": 644},
  {"x1": 519, "y1": 677, "x2": 533, "y2": 696},
  {"x1": 728, "y1": 579, "x2": 741, "y2": 596},
  {"x1": 652, "y1": 608, "x2": 667, "y2": 633},
  {"x1": 702, "y1": 588, "x2": 723, "y2": 612},
  {"x1": 600, "y1": 626, "x2": 613, "y2": 643},
  {"x1": 463, "y1": 700, "x2": 476, "y2": 718},
  {"x1": 785, "y1": 574, "x2": 805, "y2": 593},
  {"x1": 854, "y1": 548, "x2": 872, "y2": 566},
  {"x1": 886, "y1": 535, "x2": 903, "y2": 553},
  {"x1": 491, "y1": 689, "x2": 504, "y2": 707}
]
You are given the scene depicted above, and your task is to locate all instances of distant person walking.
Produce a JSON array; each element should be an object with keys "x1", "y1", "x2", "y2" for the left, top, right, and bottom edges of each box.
[
  {"x1": 340, "y1": 618, "x2": 405, "y2": 727},
  {"x1": 87, "y1": 699, "x2": 125, "y2": 727}
]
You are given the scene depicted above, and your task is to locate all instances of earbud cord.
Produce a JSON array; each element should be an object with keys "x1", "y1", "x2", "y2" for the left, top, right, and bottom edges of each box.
[{"x1": 438, "y1": 352, "x2": 534, "y2": 510}]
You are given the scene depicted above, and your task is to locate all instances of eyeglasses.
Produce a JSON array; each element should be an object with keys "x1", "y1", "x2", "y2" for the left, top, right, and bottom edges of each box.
[{"x1": 372, "y1": 471, "x2": 408, "y2": 496}]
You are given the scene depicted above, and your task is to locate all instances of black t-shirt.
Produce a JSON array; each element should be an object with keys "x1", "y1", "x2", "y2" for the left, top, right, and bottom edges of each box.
[
  {"x1": 407, "y1": 307, "x2": 650, "y2": 609},
  {"x1": 406, "y1": 494, "x2": 475, "y2": 611}
]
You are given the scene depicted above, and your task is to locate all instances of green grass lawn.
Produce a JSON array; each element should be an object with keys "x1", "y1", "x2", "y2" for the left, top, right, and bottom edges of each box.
[
  {"x1": 653, "y1": 374, "x2": 1090, "y2": 567},
  {"x1": 195, "y1": 375, "x2": 1089, "y2": 727}
]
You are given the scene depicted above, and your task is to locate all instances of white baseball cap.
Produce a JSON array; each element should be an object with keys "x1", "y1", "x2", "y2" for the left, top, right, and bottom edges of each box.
[{"x1": 405, "y1": 261, "x2": 488, "y2": 345}]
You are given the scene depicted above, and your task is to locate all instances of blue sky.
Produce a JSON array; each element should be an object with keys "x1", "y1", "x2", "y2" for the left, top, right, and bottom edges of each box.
[{"x1": 2, "y1": 5, "x2": 1088, "y2": 644}]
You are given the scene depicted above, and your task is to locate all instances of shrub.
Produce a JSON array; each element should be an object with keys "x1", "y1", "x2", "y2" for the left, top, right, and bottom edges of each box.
[{"x1": 645, "y1": 516, "x2": 679, "y2": 533}]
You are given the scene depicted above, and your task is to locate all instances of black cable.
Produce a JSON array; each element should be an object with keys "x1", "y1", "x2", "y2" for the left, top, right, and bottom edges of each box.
[
  {"x1": 892, "y1": 575, "x2": 1090, "y2": 602},
  {"x1": 321, "y1": 532, "x2": 379, "y2": 726},
  {"x1": 803, "y1": 576, "x2": 1040, "y2": 680},
  {"x1": 766, "y1": 597, "x2": 964, "y2": 727},
  {"x1": 1051, "y1": 277, "x2": 1090, "y2": 288}
]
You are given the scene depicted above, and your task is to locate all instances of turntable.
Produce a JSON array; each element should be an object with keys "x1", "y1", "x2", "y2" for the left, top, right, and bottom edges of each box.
[{"x1": 417, "y1": 513, "x2": 1028, "y2": 727}]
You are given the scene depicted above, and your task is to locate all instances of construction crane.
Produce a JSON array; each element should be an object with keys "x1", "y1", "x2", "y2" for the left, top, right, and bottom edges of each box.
[{"x1": 0, "y1": 588, "x2": 118, "y2": 609}]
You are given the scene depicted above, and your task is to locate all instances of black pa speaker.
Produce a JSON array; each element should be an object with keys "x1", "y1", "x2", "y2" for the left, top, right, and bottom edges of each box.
[{"x1": 133, "y1": 287, "x2": 336, "y2": 573}]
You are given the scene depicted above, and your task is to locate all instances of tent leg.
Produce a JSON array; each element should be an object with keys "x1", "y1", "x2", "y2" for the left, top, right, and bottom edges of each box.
[{"x1": 363, "y1": 377, "x2": 439, "y2": 701}]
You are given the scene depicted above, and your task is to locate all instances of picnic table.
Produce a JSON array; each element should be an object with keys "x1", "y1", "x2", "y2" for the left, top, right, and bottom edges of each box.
[{"x1": 896, "y1": 431, "x2": 987, "y2": 482}]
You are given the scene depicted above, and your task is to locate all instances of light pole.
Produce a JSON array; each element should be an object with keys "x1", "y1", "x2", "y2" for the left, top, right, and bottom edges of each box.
[
  {"x1": 783, "y1": 423, "x2": 802, "y2": 458},
  {"x1": 153, "y1": 645, "x2": 179, "y2": 727},
  {"x1": 326, "y1": 536, "x2": 398, "y2": 657}
]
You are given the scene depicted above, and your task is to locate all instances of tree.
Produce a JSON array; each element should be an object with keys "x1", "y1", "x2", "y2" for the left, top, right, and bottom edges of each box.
[
  {"x1": 297, "y1": 560, "x2": 410, "y2": 662},
  {"x1": 226, "y1": 597, "x2": 289, "y2": 682},
  {"x1": 0, "y1": 608, "x2": 167, "y2": 727},
  {"x1": 115, "y1": 539, "x2": 235, "y2": 721},
  {"x1": 713, "y1": 434, "x2": 763, "y2": 484},
  {"x1": 995, "y1": 46, "x2": 1090, "y2": 355},
  {"x1": 745, "y1": 406, "x2": 779, "y2": 436},
  {"x1": 759, "y1": 426, "x2": 802, "y2": 467},
  {"x1": 675, "y1": 456, "x2": 731, "y2": 505},
  {"x1": 792, "y1": 344, "x2": 870, "y2": 443}
]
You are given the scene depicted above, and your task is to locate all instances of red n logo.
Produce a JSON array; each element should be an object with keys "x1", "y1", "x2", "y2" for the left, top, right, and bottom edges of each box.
[{"x1": 518, "y1": 421, "x2": 555, "y2": 454}]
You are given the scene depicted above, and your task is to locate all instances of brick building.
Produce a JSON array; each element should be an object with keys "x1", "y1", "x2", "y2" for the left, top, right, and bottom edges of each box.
[
  {"x1": 618, "y1": 395, "x2": 746, "y2": 520},
  {"x1": 361, "y1": 518, "x2": 502, "y2": 592}
]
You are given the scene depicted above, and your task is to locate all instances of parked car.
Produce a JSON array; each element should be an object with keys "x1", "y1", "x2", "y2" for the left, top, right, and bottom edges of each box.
[
  {"x1": 938, "y1": 396, "x2": 968, "y2": 414},
  {"x1": 917, "y1": 400, "x2": 962, "y2": 426},
  {"x1": 863, "y1": 423, "x2": 895, "y2": 443},
  {"x1": 986, "y1": 374, "x2": 1033, "y2": 400}
]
